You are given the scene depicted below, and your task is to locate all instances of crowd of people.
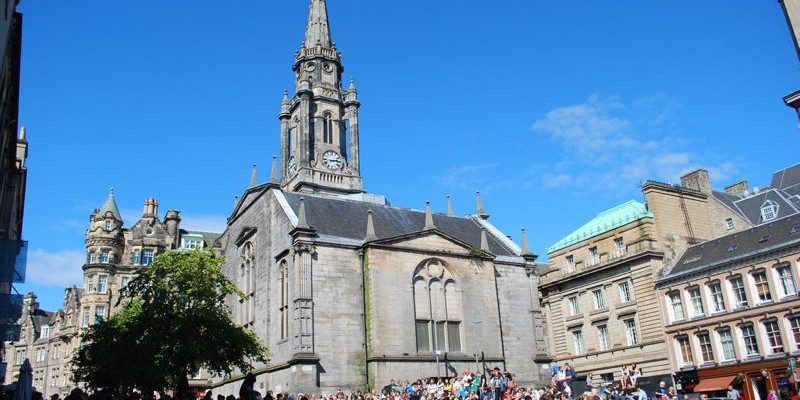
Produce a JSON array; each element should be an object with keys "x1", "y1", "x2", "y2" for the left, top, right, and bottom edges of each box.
[{"x1": 10, "y1": 363, "x2": 748, "y2": 400}]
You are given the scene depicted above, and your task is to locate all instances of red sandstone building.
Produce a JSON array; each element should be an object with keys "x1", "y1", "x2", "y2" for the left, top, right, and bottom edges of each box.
[{"x1": 657, "y1": 215, "x2": 800, "y2": 400}]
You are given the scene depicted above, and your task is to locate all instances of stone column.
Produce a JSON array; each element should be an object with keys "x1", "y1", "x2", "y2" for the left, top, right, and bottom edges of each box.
[
  {"x1": 292, "y1": 242, "x2": 315, "y2": 354},
  {"x1": 346, "y1": 105, "x2": 360, "y2": 174}
]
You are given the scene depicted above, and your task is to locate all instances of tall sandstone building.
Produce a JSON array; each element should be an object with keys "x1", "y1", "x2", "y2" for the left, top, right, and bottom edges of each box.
[
  {"x1": 4, "y1": 193, "x2": 220, "y2": 397},
  {"x1": 212, "y1": 1, "x2": 548, "y2": 394},
  {"x1": 537, "y1": 167, "x2": 794, "y2": 394}
]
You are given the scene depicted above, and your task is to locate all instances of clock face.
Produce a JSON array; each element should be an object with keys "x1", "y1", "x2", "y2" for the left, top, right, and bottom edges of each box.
[
  {"x1": 322, "y1": 150, "x2": 342, "y2": 170},
  {"x1": 287, "y1": 157, "x2": 297, "y2": 175}
]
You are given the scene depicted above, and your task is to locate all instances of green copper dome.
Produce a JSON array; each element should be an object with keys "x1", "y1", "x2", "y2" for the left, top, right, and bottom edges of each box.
[{"x1": 547, "y1": 200, "x2": 653, "y2": 253}]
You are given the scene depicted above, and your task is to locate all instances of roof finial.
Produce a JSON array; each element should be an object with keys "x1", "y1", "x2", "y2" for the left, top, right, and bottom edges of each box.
[
  {"x1": 270, "y1": 156, "x2": 279, "y2": 183},
  {"x1": 521, "y1": 228, "x2": 532, "y2": 256},
  {"x1": 304, "y1": 0, "x2": 333, "y2": 49},
  {"x1": 109, "y1": 187, "x2": 114, "y2": 196},
  {"x1": 476, "y1": 191, "x2": 490, "y2": 220},
  {"x1": 250, "y1": 163, "x2": 257, "y2": 187},
  {"x1": 234, "y1": 195, "x2": 239, "y2": 208},
  {"x1": 364, "y1": 210, "x2": 377, "y2": 242},
  {"x1": 446, "y1": 195, "x2": 454, "y2": 216},
  {"x1": 297, "y1": 197, "x2": 310, "y2": 229},
  {"x1": 424, "y1": 201, "x2": 436, "y2": 230},
  {"x1": 18, "y1": 126, "x2": 26, "y2": 142},
  {"x1": 480, "y1": 228, "x2": 490, "y2": 252}
]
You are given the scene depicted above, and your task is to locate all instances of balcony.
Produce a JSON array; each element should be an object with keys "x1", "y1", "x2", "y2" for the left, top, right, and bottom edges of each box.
[
  {"x1": 541, "y1": 241, "x2": 658, "y2": 285},
  {"x1": 0, "y1": 294, "x2": 23, "y2": 319},
  {"x1": 0, "y1": 240, "x2": 26, "y2": 283},
  {"x1": 0, "y1": 323, "x2": 20, "y2": 342}
]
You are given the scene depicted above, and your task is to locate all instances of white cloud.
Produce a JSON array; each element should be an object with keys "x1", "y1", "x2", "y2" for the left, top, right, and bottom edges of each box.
[
  {"x1": 26, "y1": 249, "x2": 85, "y2": 288},
  {"x1": 532, "y1": 95, "x2": 736, "y2": 194}
]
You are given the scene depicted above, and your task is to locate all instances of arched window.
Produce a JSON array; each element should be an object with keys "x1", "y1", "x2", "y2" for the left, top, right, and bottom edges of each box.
[
  {"x1": 323, "y1": 113, "x2": 333, "y2": 144},
  {"x1": 239, "y1": 242, "x2": 255, "y2": 327},
  {"x1": 279, "y1": 260, "x2": 289, "y2": 340},
  {"x1": 413, "y1": 258, "x2": 462, "y2": 353}
]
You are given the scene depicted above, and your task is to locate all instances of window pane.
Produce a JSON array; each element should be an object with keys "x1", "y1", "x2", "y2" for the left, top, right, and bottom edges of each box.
[
  {"x1": 416, "y1": 321, "x2": 430, "y2": 352},
  {"x1": 719, "y1": 329, "x2": 736, "y2": 360},
  {"x1": 447, "y1": 322, "x2": 461, "y2": 352},
  {"x1": 753, "y1": 271, "x2": 772, "y2": 302},
  {"x1": 741, "y1": 325, "x2": 759, "y2": 356},
  {"x1": 598, "y1": 325, "x2": 610, "y2": 351},
  {"x1": 435, "y1": 321, "x2": 445, "y2": 352}
]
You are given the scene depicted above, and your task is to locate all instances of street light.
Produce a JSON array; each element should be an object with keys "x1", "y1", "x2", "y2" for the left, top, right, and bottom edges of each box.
[{"x1": 433, "y1": 314, "x2": 441, "y2": 378}]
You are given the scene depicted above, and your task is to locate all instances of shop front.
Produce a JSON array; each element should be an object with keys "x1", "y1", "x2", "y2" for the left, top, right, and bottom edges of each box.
[{"x1": 691, "y1": 359, "x2": 797, "y2": 400}]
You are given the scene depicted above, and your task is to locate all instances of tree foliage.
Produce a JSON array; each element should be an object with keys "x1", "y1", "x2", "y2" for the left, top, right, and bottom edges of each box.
[{"x1": 73, "y1": 249, "x2": 268, "y2": 394}]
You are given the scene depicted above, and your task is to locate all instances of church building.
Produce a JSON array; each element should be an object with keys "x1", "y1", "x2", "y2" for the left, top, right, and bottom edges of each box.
[{"x1": 213, "y1": 1, "x2": 549, "y2": 394}]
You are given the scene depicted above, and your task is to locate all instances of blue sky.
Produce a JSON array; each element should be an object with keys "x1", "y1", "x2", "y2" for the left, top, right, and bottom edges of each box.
[{"x1": 15, "y1": 1, "x2": 800, "y2": 311}]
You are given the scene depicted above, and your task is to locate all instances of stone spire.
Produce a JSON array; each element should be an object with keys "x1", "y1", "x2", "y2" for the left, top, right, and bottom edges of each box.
[
  {"x1": 364, "y1": 210, "x2": 377, "y2": 241},
  {"x1": 297, "y1": 198, "x2": 310, "y2": 229},
  {"x1": 446, "y1": 195, "x2": 454, "y2": 216},
  {"x1": 99, "y1": 188, "x2": 122, "y2": 221},
  {"x1": 475, "y1": 191, "x2": 490, "y2": 220},
  {"x1": 250, "y1": 163, "x2": 257, "y2": 187},
  {"x1": 270, "y1": 156, "x2": 279, "y2": 183},
  {"x1": 304, "y1": 0, "x2": 333, "y2": 48},
  {"x1": 424, "y1": 201, "x2": 436, "y2": 230},
  {"x1": 521, "y1": 228, "x2": 532, "y2": 256},
  {"x1": 480, "y1": 228, "x2": 490, "y2": 252}
]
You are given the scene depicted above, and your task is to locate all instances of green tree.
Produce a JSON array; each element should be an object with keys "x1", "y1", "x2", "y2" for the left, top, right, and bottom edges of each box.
[{"x1": 73, "y1": 249, "x2": 268, "y2": 394}]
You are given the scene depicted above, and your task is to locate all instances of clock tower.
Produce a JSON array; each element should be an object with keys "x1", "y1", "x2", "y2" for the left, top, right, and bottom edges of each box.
[{"x1": 279, "y1": 0, "x2": 363, "y2": 195}]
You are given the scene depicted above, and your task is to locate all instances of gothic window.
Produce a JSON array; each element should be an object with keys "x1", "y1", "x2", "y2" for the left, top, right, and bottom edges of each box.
[
  {"x1": 279, "y1": 260, "x2": 289, "y2": 340},
  {"x1": 239, "y1": 242, "x2": 256, "y2": 327},
  {"x1": 323, "y1": 113, "x2": 333, "y2": 144},
  {"x1": 413, "y1": 258, "x2": 462, "y2": 353}
]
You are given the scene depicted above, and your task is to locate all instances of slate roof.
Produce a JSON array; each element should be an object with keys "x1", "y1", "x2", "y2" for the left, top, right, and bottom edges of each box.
[
  {"x1": 98, "y1": 191, "x2": 122, "y2": 221},
  {"x1": 547, "y1": 200, "x2": 653, "y2": 253},
  {"x1": 770, "y1": 163, "x2": 800, "y2": 190},
  {"x1": 663, "y1": 214, "x2": 800, "y2": 281},
  {"x1": 30, "y1": 309, "x2": 53, "y2": 342},
  {"x1": 709, "y1": 164, "x2": 800, "y2": 226},
  {"x1": 281, "y1": 192, "x2": 518, "y2": 257}
]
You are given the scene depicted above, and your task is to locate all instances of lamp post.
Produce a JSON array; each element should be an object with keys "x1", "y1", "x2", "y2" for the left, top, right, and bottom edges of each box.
[
  {"x1": 433, "y1": 315, "x2": 441, "y2": 378},
  {"x1": 472, "y1": 311, "x2": 482, "y2": 374}
]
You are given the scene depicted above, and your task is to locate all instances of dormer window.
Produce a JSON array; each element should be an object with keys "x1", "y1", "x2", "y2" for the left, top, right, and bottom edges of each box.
[
  {"x1": 104, "y1": 220, "x2": 112, "y2": 231},
  {"x1": 761, "y1": 200, "x2": 778, "y2": 222},
  {"x1": 40, "y1": 326, "x2": 49, "y2": 339}
]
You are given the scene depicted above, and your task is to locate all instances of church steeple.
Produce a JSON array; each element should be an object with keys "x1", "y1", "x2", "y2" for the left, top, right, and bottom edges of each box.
[
  {"x1": 304, "y1": 0, "x2": 332, "y2": 48},
  {"x1": 279, "y1": 0, "x2": 363, "y2": 196}
]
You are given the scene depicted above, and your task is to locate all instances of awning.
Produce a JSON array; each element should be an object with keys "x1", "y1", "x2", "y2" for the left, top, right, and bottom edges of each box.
[{"x1": 694, "y1": 376, "x2": 737, "y2": 392}]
